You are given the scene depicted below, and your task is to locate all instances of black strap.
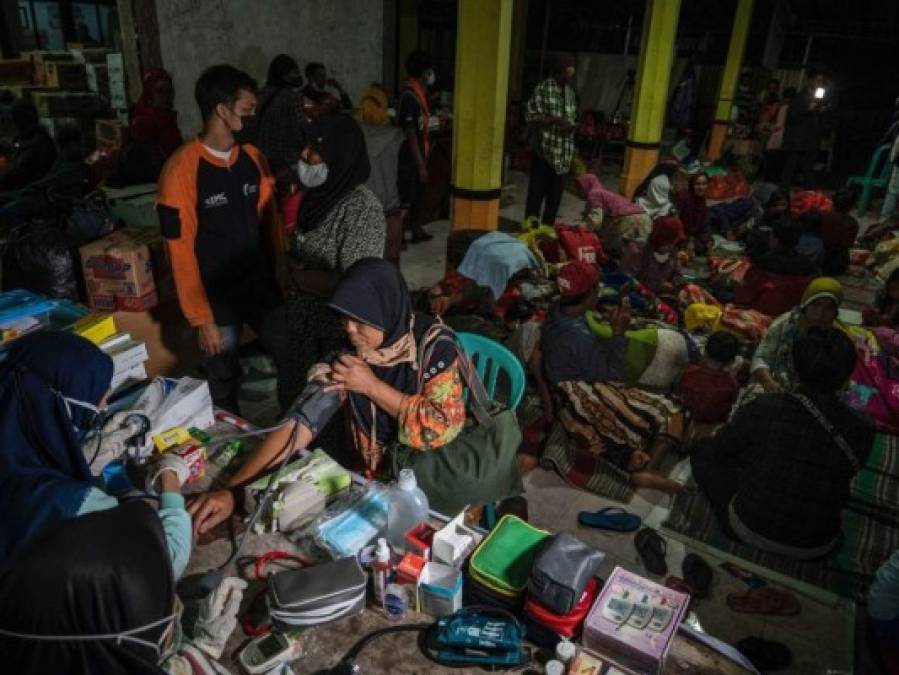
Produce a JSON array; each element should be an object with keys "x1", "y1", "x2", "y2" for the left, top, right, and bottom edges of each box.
[
  {"x1": 791, "y1": 393, "x2": 861, "y2": 472},
  {"x1": 416, "y1": 322, "x2": 492, "y2": 427}
]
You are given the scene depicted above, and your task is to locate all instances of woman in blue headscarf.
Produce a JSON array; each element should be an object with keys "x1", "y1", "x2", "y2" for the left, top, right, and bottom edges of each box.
[{"x1": 0, "y1": 332, "x2": 191, "y2": 576}]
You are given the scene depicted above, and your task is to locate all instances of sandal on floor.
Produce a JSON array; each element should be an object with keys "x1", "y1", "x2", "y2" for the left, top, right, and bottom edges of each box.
[
  {"x1": 726, "y1": 587, "x2": 800, "y2": 616},
  {"x1": 664, "y1": 575, "x2": 693, "y2": 595},
  {"x1": 578, "y1": 507, "x2": 642, "y2": 532},
  {"x1": 634, "y1": 527, "x2": 668, "y2": 576},
  {"x1": 682, "y1": 553, "x2": 713, "y2": 599},
  {"x1": 736, "y1": 636, "x2": 792, "y2": 671}
]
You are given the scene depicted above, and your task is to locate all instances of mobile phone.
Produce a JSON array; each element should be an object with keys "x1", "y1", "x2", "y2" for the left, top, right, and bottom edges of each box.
[
  {"x1": 238, "y1": 632, "x2": 298, "y2": 674},
  {"x1": 814, "y1": 87, "x2": 826, "y2": 100}
]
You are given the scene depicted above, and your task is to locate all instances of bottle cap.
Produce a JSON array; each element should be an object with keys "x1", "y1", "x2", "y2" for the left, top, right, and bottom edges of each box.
[
  {"x1": 545, "y1": 660, "x2": 566, "y2": 675},
  {"x1": 376, "y1": 538, "x2": 390, "y2": 562},
  {"x1": 398, "y1": 468, "x2": 417, "y2": 491},
  {"x1": 555, "y1": 639, "x2": 576, "y2": 663}
]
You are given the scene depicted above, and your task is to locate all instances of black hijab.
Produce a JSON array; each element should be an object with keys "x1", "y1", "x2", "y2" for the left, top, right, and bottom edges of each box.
[
  {"x1": 298, "y1": 113, "x2": 371, "y2": 231},
  {"x1": 0, "y1": 500, "x2": 175, "y2": 675},
  {"x1": 266, "y1": 54, "x2": 303, "y2": 89},
  {"x1": 328, "y1": 258, "x2": 457, "y2": 447}
]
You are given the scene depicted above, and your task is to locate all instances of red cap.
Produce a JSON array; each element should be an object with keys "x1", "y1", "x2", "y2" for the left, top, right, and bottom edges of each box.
[
  {"x1": 649, "y1": 216, "x2": 687, "y2": 250},
  {"x1": 557, "y1": 260, "x2": 600, "y2": 296}
]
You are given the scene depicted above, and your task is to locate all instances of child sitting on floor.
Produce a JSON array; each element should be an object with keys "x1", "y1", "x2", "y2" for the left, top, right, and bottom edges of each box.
[{"x1": 678, "y1": 331, "x2": 741, "y2": 425}]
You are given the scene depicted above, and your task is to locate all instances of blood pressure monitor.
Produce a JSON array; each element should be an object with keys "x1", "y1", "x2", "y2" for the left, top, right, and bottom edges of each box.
[{"x1": 238, "y1": 631, "x2": 299, "y2": 674}]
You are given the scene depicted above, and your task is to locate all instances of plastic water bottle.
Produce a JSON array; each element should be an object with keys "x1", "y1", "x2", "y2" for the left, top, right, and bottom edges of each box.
[{"x1": 386, "y1": 469, "x2": 429, "y2": 551}]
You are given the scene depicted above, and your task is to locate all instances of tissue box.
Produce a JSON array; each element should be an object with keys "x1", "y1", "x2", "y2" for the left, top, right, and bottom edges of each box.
[{"x1": 582, "y1": 566, "x2": 688, "y2": 675}]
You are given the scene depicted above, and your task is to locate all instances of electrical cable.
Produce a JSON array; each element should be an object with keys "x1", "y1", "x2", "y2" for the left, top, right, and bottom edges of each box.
[{"x1": 312, "y1": 623, "x2": 433, "y2": 675}]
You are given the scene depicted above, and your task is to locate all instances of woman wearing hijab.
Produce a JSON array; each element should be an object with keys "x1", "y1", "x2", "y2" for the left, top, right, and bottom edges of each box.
[
  {"x1": 633, "y1": 162, "x2": 679, "y2": 219},
  {"x1": 254, "y1": 54, "x2": 305, "y2": 181},
  {"x1": 674, "y1": 172, "x2": 711, "y2": 252},
  {"x1": 0, "y1": 332, "x2": 191, "y2": 577},
  {"x1": 635, "y1": 215, "x2": 686, "y2": 294},
  {"x1": 575, "y1": 173, "x2": 651, "y2": 257},
  {"x1": 0, "y1": 501, "x2": 236, "y2": 674},
  {"x1": 191, "y1": 259, "x2": 525, "y2": 533},
  {"x1": 284, "y1": 113, "x2": 386, "y2": 412},
  {"x1": 130, "y1": 68, "x2": 182, "y2": 160}
]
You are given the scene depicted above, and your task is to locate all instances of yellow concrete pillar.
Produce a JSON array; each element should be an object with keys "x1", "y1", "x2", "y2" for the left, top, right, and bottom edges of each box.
[
  {"x1": 708, "y1": 0, "x2": 755, "y2": 161},
  {"x1": 620, "y1": 0, "x2": 682, "y2": 199},
  {"x1": 451, "y1": 0, "x2": 513, "y2": 231}
]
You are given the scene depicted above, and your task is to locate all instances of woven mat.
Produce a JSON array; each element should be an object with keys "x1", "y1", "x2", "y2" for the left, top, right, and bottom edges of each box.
[
  {"x1": 539, "y1": 421, "x2": 635, "y2": 503},
  {"x1": 661, "y1": 433, "x2": 899, "y2": 601}
]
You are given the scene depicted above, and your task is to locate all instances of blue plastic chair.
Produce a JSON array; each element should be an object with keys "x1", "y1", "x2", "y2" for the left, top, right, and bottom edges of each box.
[
  {"x1": 457, "y1": 332, "x2": 525, "y2": 410},
  {"x1": 457, "y1": 332, "x2": 526, "y2": 529},
  {"x1": 847, "y1": 144, "x2": 892, "y2": 216}
]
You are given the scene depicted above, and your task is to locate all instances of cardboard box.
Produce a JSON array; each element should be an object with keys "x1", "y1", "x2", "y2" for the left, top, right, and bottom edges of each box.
[
  {"x1": 86, "y1": 63, "x2": 109, "y2": 98},
  {"x1": 3, "y1": 84, "x2": 55, "y2": 102},
  {"x1": 44, "y1": 61, "x2": 88, "y2": 90},
  {"x1": 106, "y1": 53, "x2": 124, "y2": 82},
  {"x1": 70, "y1": 48, "x2": 110, "y2": 65},
  {"x1": 95, "y1": 118, "x2": 126, "y2": 149},
  {"x1": 0, "y1": 59, "x2": 33, "y2": 85},
  {"x1": 33, "y1": 91, "x2": 99, "y2": 117},
  {"x1": 80, "y1": 227, "x2": 161, "y2": 312}
]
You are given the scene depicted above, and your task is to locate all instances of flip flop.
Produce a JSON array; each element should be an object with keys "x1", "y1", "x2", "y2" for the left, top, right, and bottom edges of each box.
[
  {"x1": 726, "y1": 587, "x2": 801, "y2": 616},
  {"x1": 634, "y1": 527, "x2": 668, "y2": 576},
  {"x1": 736, "y1": 637, "x2": 792, "y2": 672},
  {"x1": 578, "y1": 507, "x2": 642, "y2": 532},
  {"x1": 682, "y1": 553, "x2": 713, "y2": 599},
  {"x1": 664, "y1": 575, "x2": 693, "y2": 595}
]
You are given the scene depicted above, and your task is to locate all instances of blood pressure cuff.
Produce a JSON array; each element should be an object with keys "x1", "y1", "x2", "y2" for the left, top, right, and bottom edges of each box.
[{"x1": 285, "y1": 381, "x2": 341, "y2": 436}]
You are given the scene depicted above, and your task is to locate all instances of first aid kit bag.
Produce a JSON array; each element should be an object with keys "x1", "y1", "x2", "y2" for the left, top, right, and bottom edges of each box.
[{"x1": 267, "y1": 557, "x2": 366, "y2": 629}]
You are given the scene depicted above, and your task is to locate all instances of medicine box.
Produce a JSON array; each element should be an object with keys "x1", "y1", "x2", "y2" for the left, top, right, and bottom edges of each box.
[
  {"x1": 432, "y1": 510, "x2": 483, "y2": 567},
  {"x1": 418, "y1": 562, "x2": 463, "y2": 617},
  {"x1": 582, "y1": 566, "x2": 688, "y2": 675}
]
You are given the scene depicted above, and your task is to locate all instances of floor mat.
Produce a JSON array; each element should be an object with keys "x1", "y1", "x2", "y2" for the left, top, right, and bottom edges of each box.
[
  {"x1": 661, "y1": 433, "x2": 899, "y2": 601},
  {"x1": 539, "y1": 420, "x2": 635, "y2": 503}
]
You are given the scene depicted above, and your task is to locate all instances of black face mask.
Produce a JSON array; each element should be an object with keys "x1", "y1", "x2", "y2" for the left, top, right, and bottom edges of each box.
[{"x1": 231, "y1": 114, "x2": 255, "y2": 145}]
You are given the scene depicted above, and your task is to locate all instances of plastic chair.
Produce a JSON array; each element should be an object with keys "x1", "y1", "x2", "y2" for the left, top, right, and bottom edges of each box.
[
  {"x1": 847, "y1": 144, "x2": 892, "y2": 216},
  {"x1": 457, "y1": 332, "x2": 525, "y2": 410},
  {"x1": 457, "y1": 332, "x2": 526, "y2": 530}
]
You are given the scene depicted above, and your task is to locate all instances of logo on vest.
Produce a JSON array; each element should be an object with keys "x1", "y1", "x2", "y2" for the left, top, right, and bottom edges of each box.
[
  {"x1": 203, "y1": 192, "x2": 228, "y2": 208},
  {"x1": 243, "y1": 183, "x2": 259, "y2": 196}
]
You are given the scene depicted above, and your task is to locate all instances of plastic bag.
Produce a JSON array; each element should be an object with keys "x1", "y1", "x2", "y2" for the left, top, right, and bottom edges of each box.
[
  {"x1": 1, "y1": 219, "x2": 81, "y2": 300},
  {"x1": 311, "y1": 485, "x2": 389, "y2": 558}
]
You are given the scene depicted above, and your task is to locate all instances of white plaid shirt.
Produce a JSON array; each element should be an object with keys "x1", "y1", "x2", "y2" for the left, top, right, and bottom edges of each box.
[{"x1": 526, "y1": 77, "x2": 578, "y2": 175}]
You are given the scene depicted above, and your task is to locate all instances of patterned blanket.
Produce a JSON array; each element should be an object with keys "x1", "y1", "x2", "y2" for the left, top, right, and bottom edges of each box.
[
  {"x1": 662, "y1": 433, "x2": 899, "y2": 601},
  {"x1": 539, "y1": 420, "x2": 635, "y2": 503}
]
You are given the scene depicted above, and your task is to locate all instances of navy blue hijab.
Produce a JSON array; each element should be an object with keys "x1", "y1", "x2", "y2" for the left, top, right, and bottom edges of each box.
[
  {"x1": 329, "y1": 258, "x2": 457, "y2": 447},
  {"x1": 0, "y1": 331, "x2": 114, "y2": 561}
]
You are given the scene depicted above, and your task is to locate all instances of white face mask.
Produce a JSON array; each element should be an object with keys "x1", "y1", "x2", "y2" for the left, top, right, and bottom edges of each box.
[
  {"x1": 653, "y1": 251, "x2": 671, "y2": 263},
  {"x1": 425, "y1": 69, "x2": 436, "y2": 87},
  {"x1": 297, "y1": 159, "x2": 328, "y2": 188}
]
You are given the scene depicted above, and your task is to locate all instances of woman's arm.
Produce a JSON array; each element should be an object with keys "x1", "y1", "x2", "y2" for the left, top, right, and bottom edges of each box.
[
  {"x1": 397, "y1": 362, "x2": 466, "y2": 450},
  {"x1": 188, "y1": 420, "x2": 315, "y2": 536}
]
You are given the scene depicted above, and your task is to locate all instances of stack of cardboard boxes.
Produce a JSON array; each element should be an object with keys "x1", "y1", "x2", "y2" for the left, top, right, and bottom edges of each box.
[
  {"x1": 0, "y1": 48, "x2": 125, "y2": 146},
  {"x1": 79, "y1": 226, "x2": 173, "y2": 313}
]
